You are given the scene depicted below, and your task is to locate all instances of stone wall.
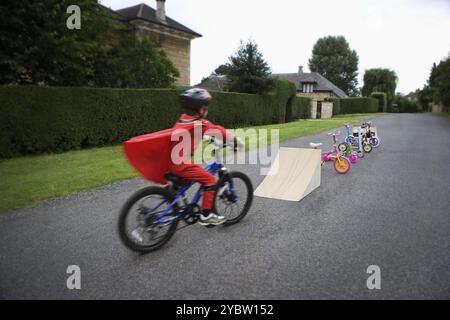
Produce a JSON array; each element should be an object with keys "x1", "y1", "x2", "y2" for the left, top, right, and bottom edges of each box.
[
  {"x1": 130, "y1": 20, "x2": 194, "y2": 86},
  {"x1": 297, "y1": 91, "x2": 337, "y2": 101},
  {"x1": 431, "y1": 103, "x2": 443, "y2": 113},
  {"x1": 321, "y1": 102, "x2": 333, "y2": 119},
  {"x1": 310, "y1": 101, "x2": 317, "y2": 119}
]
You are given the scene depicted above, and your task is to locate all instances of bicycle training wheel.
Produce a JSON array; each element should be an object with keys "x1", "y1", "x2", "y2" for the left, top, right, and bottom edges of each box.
[{"x1": 118, "y1": 186, "x2": 179, "y2": 253}]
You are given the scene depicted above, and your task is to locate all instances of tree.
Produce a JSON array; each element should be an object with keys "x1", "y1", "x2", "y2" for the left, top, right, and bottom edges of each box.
[
  {"x1": 362, "y1": 68, "x2": 398, "y2": 110},
  {"x1": 418, "y1": 56, "x2": 450, "y2": 112},
  {"x1": 214, "y1": 40, "x2": 274, "y2": 94},
  {"x1": 308, "y1": 36, "x2": 359, "y2": 96},
  {"x1": 432, "y1": 56, "x2": 450, "y2": 111},
  {"x1": 93, "y1": 35, "x2": 179, "y2": 88},
  {"x1": 0, "y1": 0, "x2": 114, "y2": 85},
  {"x1": 0, "y1": 0, "x2": 178, "y2": 88}
]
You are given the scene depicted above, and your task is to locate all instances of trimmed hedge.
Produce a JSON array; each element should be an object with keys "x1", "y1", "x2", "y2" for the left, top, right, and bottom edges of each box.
[
  {"x1": 370, "y1": 92, "x2": 387, "y2": 112},
  {"x1": 394, "y1": 96, "x2": 419, "y2": 113},
  {"x1": 325, "y1": 97, "x2": 341, "y2": 115},
  {"x1": 287, "y1": 96, "x2": 312, "y2": 121},
  {"x1": 0, "y1": 82, "x2": 295, "y2": 157},
  {"x1": 0, "y1": 86, "x2": 181, "y2": 158},
  {"x1": 272, "y1": 78, "x2": 298, "y2": 123},
  {"x1": 339, "y1": 97, "x2": 378, "y2": 114}
]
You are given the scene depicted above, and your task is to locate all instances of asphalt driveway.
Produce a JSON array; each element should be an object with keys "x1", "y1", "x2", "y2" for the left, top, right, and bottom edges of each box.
[{"x1": 0, "y1": 113, "x2": 449, "y2": 299}]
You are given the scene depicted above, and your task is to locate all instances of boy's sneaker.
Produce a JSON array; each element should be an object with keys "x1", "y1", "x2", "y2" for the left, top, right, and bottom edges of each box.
[{"x1": 198, "y1": 213, "x2": 226, "y2": 226}]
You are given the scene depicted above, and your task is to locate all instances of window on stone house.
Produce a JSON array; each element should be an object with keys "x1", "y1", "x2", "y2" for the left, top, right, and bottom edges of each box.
[{"x1": 302, "y1": 83, "x2": 314, "y2": 93}]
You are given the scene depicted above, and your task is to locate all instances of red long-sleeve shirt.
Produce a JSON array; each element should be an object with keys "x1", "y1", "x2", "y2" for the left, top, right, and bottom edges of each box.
[{"x1": 169, "y1": 114, "x2": 233, "y2": 166}]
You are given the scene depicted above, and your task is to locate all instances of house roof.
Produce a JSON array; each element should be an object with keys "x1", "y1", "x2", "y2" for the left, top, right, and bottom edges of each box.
[
  {"x1": 272, "y1": 72, "x2": 348, "y2": 98},
  {"x1": 115, "y1": 3, "x2": 202, "y2": 38},
  {"x1": 196, "y1": 75, "x2": 227, "y2": 91}
]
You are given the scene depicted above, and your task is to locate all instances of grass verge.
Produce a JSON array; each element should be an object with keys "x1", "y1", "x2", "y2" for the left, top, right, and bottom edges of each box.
[{"x1": 0, "y1": 113, "x2": 385, "y2": 211}]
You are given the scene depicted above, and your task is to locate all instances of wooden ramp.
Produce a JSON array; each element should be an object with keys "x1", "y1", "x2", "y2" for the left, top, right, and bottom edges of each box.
[{"x1": 254, "y1": 147, "x2": 321, "y2": 201}]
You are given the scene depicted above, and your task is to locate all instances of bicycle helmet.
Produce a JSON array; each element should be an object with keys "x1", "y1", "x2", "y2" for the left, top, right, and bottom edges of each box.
[{"x1": 179, "y1": 88, "x2": 212, "y2": 112}]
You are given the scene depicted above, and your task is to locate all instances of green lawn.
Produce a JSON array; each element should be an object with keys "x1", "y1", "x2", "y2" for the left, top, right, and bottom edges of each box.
[{"x1": 0, "y1": 113, "x2": 385, "y2": 211}]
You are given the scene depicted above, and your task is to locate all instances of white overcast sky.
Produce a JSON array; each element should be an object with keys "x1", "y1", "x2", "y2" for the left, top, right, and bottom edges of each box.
[{"x1": 100, "y1": 0, "x2": 450, "y2": 94}]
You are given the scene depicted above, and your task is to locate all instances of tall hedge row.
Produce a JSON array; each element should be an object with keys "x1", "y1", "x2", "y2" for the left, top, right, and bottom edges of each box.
[
  {"x1": 0, "y1": 82, "x2": 298, "y2": 158},
  {"x1": 339, "y1": 97, "x2": 378, "y2": 114},
  {"x1": 287, "y1": 96, "x2": 312, "y2": 121},
  {"x1": 0, "y1": 86, "x2": 182, "y2": 158},
  {"x1": 370, "y1": 92, "x2": 387, "y2": 112},
  {"x1": 272, "y1": 78, "x2": 298, "y2": 123}
]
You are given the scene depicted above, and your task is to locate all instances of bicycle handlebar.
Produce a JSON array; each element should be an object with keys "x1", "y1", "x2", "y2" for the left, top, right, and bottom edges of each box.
[
  {"x1": 204, "y1": 135, "x2": 237, "y2": 151},
  {"x1": 328, "y1": 131, "x2": 340, "y2": 136}
]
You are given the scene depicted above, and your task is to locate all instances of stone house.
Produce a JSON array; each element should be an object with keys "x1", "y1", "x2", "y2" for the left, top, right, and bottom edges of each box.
[
  {"x1": 273, "y1": 66, "x2": 348, "y2": 119},
  {"x1": 111, "y1": 1, "x2": 201, "y2": 86}
]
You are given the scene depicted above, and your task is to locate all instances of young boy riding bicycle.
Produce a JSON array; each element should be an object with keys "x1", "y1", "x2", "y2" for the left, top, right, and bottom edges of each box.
[{"x1": 169, "y1": 88, "x2": 244, "y2": 226}]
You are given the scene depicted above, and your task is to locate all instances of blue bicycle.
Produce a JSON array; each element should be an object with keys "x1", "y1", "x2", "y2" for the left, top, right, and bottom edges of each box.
[{"x1": 118, "y1": 137, "x2": 253, "y2": 253}]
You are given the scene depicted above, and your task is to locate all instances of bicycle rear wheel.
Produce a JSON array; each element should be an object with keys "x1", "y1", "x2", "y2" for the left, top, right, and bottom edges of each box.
[
  {"x1": 213, "y1": 171, "x2": 253, "y2": 226},
  {"x1": 118, "y1": 186, "x2": 178, "y2": 253}
]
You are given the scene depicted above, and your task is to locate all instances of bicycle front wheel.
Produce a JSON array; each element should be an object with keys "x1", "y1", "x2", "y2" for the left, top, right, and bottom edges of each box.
[
  {"x1": 363, "y1": 143, "x2": 373, "y2": 153},
  {"x1": 334, "y1": 156, "x2": 351, "y2": 174},
  {"x1": 213, "y1": 171, "x2": 253, "y2": 226}
]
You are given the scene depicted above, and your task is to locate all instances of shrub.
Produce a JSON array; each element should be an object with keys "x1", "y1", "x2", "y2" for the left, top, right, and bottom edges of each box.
[
  {"x1": 325, "y1": 97, "x2": 341, "y2": 115},
  {"x1": 272, "y1": 78, "x2": 297, "y2": 123},
  {"x1": 0, "y1": 86, "x2": 182, "y2": 158},
  {"x1": 339, "y1": 97, "x2": 378, "y2": 114},
  {"x1": 0, "y1": 83, "x2": 296, "y2": 157},
  {"x1": 370, "y1": 92, "x2": 387, "y2": 112},
  {"x1": 394, "y1": 95, "x2": 419, "y2": 113},
  {"x1": 287, "y1": 96, "x2": 312, "y2": 121}
]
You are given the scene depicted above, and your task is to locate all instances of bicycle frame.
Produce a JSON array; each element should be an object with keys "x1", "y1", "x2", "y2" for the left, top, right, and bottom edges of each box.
[
  {"x1": 344, "y1": 124, "x2": 352, "y2": 144},
  {"x1": 322, "y1": 132, "x2": 339, "y2": 161},
  {"x1": 143, "y1": 139, "x2": 235, "y2": 225}
]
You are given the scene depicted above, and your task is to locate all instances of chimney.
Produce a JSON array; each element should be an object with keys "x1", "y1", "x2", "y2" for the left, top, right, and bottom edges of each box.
[
  {"x1": 298, "y1": 65, "x2": 303, "y2": 74},
  {"x1": 156, "y1": 0, "x2": 166, "y2": 21}
]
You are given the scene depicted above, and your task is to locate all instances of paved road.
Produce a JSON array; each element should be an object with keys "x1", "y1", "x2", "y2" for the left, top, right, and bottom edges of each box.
[{"x1": 1, "y1": 114, "x2": 449, "y2": 299}]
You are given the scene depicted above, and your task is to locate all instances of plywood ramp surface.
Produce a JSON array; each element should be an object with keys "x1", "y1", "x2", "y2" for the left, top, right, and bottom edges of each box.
[{"x1": 254, "y1": 147, "x2": 321, "y2": 201}]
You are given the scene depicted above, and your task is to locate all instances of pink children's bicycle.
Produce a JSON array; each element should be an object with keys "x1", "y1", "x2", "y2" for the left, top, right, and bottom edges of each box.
[{"x1": 310, "y1": 131, "x2": 351, "y2": 174}]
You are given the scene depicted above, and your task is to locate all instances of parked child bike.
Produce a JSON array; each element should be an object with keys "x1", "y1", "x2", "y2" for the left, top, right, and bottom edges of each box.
[
  {"x1": 337, "y1": 124, "x2": 358, "y2": 163},
  {"x1": 310, "y1": 131, "x2": 351, "y2": 174},
  {"x1": 362, "y1": 121, "x2": 380, "y2": 148}
]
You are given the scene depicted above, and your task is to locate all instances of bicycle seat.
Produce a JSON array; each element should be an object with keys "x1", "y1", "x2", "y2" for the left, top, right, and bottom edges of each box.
[
  {"x1": 164, "y1": 173, "x2": 183, "y2": 186},
  {"x1": 309, "y1": 142, "x2": 323, "y2": 148}
]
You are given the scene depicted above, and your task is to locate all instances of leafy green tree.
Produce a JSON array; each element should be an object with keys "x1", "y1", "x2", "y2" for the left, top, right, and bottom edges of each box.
[
  {"x1": 214, "y1": 40, "x2": 274, "y2": 94},
  {"x1": 416, "y1": 57, "x2": 450, "y2": 112},
  {"x1": 0, "y1": 0, "x2": 114, "y2": 85},
  {"x1": 93, "y1": 35, "x2": 179, "y2": 88},
  {"x1": 417, "y1": 86, "x2": 437, "y2": 111},
  {"x1": 308, "y1": 36, "x2": 359, "y2": 96},
  {"x1": 0, "y1": 0, "x2": 179, "y2": 88},
  {"x1": 362, "y1": 68, "x2": 398, "y2": 110},
  {"x1": 394, "y1": 94, "x2": 418, "y2": 113},
  {"x1": 432, "y1": 57, "x2": 450, "y2": 111}
]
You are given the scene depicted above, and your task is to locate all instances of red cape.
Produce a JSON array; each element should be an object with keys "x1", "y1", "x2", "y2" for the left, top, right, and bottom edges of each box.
[{"x1": 123, "y1": 128, "x2": 175, "y2": 184}]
